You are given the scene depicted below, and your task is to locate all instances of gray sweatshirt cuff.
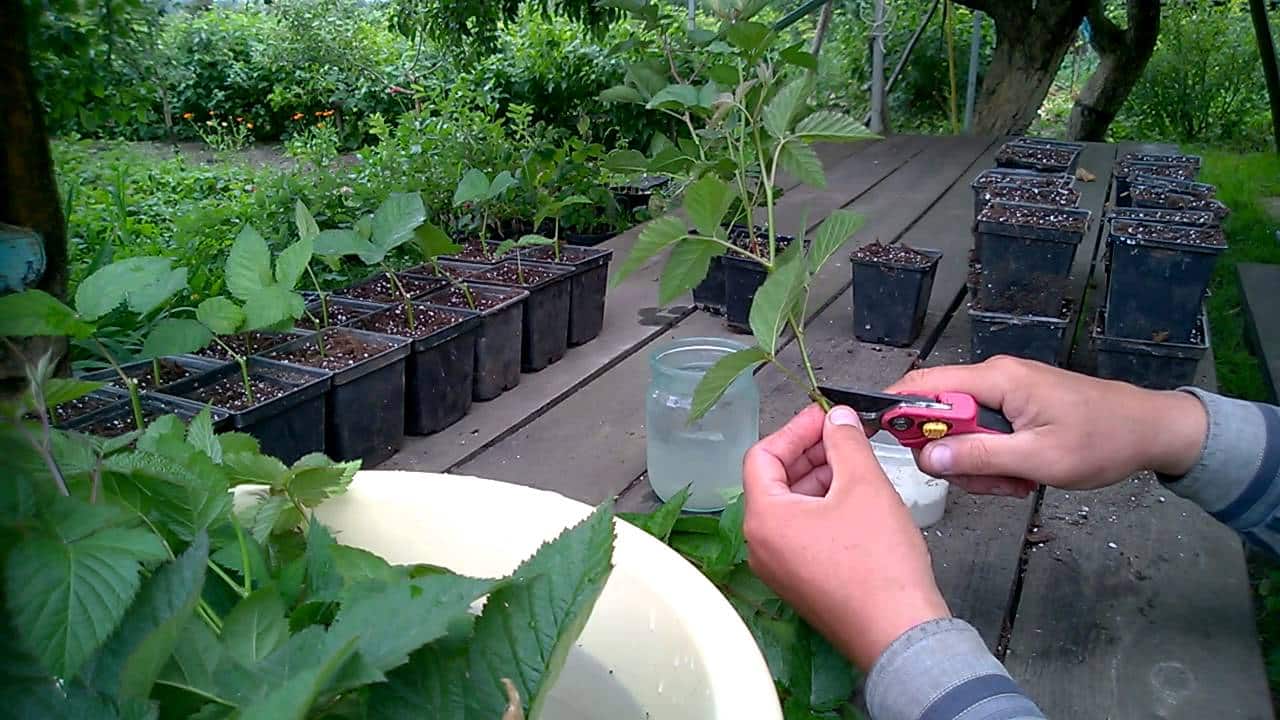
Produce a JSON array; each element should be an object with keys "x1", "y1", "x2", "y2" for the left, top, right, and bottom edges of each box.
[
  {"x1": 865, "y1": 618, "x2": 1044, "y2": 720},
  {"x1": 1161, "y1": 387, "x2": 1275, "y2": 530}
]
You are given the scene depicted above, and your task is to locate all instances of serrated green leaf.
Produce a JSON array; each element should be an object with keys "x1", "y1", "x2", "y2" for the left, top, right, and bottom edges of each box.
[
  {"x1": 126, "y1": 266, "x2": 189, "y2": 318},
  {"x1": 186, "y1": 408, "x2": 221, "y2": 463},
  {"x1": 780, "y1": 43, "x2": 818, "y2": 71},
  {"x1": 314, "y1": 229, "x2": 380, "y2": 264},
  {"x1": 371, "y1": 193, "x2": 426, "y2": 254},
  {"x1": 486, "y1": 171, "x2": 517, "y2": 200},
  {"x1": 808, "y1": 210, "x2": 865, "y2": 275},
  {"x1": 216, "y1": 432, "x2": 260, "y2": 457},
  {"x1": 75, "y1": 257, "x2": 176, "y2": 321},
  {"x1": 225, "y1": 226, "x2": 274, "y2": 303},
  {"x1": 242, "y1": 286, "x2": 305, "y2": 331},
  {"x1": 598, "y1": 85, "x2": 643, "y2": 104},
  {"x1": 612, "y1": 215, "x2": 687, "y2": 285},
  {"x1": 414, "y1": 222, "x2": 462, "y2": 260},
  {"x1": 41, "y1": 378, "x2": 106, "y2": 410},
  {"x1": 726, "y1": 20, "x2": 772, "y2": 54},
  {"x1": 646, "y1": 84, "x2": 700, "y2": 110},
  {"x1": 242, "y1": 494, "x2": 292, "y2": 543},
  {"x1": 287, "y1": 453, "x2": 359, "y2": 508},
  {"x1": 0, "y1": 289, "x2": 94, "y2": 338},
  {"x1": 689, "y1": 346, "x2": 768, "y2": 423},
  {"x1": 294, "y1": 201, "x2": 320, "y2": 243},
  {"x1": 778, "y1": 141, "x2": 826, "y2": 189},
  {"x1": 808, "y1": 627, "x2": 856, "y2": 711},
  {"x1": 619, "y1": 486, "x2": 689, "y2": 543},
  {"x1": 141, "y1": 319, "x2": 212, "y2": 359},
  {"x1": 305, "y1": 521, "x2": 342, "y2": 601},
  {"x1": 658, "y1": 238, "x2": 720, "y2": 306},
  {"x1": 224, "y1": 453, "x2": 289, "y2": 487},
  {"x1": 602, "y1": 149, "x2": 649, "y2": 174},
  {"x1": 764, "y1": 77, "x2": 808, "y2": 139},
  {"x1": 156, "y1": 616, "x2": 249, "y2": 711},
  {"x1": 222, "y1": 587, "x2": 290, "y2": 666},
  {"x1": 453, "y1": 169, "x2": 490, "y2": 207},
  {"x1": 624, "y1": 63, "x2": 667, "y2": 99},
  {"x1": 749, "y1": 241, "x2": 807, "y2": 356},
  {"x1": 793, "y1": 111, "x2": 877, "y2": 142},
  {"x1": 81, "y1": 534, "x2": 209, "y2": 702},
  {"x1": 238, "y1": 636, "x2": 358, "y2": 720},
  {"x1": 103, "y1": 451, "x2": 232, "y2": 543},
  {"x1": 5, "y1": 502, "x2": 168, "y2": 677},
  {"x1": 275, "y1": 237, "x2": 313, "y2": 291},
  {"x1": 682, "y1": 175, "x2": 734, "y2": 237},
  {"x1": 196, "y1": 297, "x2": 245, "y2": 336}
]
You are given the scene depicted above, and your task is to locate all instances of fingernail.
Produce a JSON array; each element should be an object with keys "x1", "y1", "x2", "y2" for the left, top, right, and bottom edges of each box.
[
  {"x1": 924, "y1": 443, "x2": 953, "y2": 474},
  {"x1": 828, "y1": 406, "x2": 860, "y2": 427}
]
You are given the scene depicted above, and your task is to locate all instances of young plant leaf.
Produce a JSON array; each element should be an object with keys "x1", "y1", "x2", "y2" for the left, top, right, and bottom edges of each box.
[
  {"x1": 314, "y1": 228, "x2": 379, "y2": 264},
  {"x1": 688, "y1": 346, "x2": 769, "y2": 424},
  {"x1": 414, "y1": 222, "x2": 462, "y2": 260},
  {"x1": 793, "y1": 111, "x2": 878, "y2": 142},
  {"x1": 646, "y1": 84, "x2": 700, "y2": 110},
  {"x1": 371, "y1": 193, "x2": 427, "y2": 254},
  {"x1": 763, "y1": 77, "x2": 808, "y2": 139},
  {"x1": 780, "y1": 43, "x2": 818, "y2": 71},
  {"x1": 294, "y1": 201, "x2": 320, "y2": 243},
  {"x1": 196, "y1": 297, "x2": 246, "y2": 336},
  {"x1": 0, "y1": 289, "x2": 94, "y2": 338},
  {"x1": 726, "y1": 20, "x2": 772, "y2": 55},
  {"x1": 749, "y1": 241, "x2": 807, "y2": 356},
  {"x1": 39, "y1": 378, "x2": 106, "y2": 410},
  {"x1": 601, "y1": 149, "x2": 649, "y2": 174},
  {"x1": 222, "y1": 587, "x2": 290, "y2": 667},
  {"x1": 611, "y1": 215, "x2": 687, "y2": 285},
  {"x1": 237, "y1": 636, "x2": 358, "y2": 720},
  {"x1": 486, "y1": 171, "x2": 517, "y2": 200},
  {"x1": 808, "y1": 210, "x2": 865, "y2": 275},
  {"x1": 225, "y1": 226, "x2": 274, "y2": 303},
  {"x1": 274, "y1": 236, "x2": 313, "y2": 290},
  {"x1": 683, "y1": 175, "x2": 734, "y2": 237},
  {"x1": 619, "y1": 485, "x2": 690, "y2": 543},
  {"x1": 453, "y1": 169, "x2": 491, "y2": 206},
  {"x1": 777, "y1": 141, "x2": 826, "y2": 190},
  {"x1": 75, "y1": 257, "x2": 185, "y2": 321},
  {"x1": 658, "y1": 238, "x2": 720, "y2": 306},
  {"x1": 242, "y1": 286, "x2": 305, "y2": 331},
  {"x1": 141, "y1": 319, "x2": 212, "y2": 361},
  {"x1": 598, "y1": 85, "x2": 644, "y2": 104},
  {"x1": 286, "y1": 453, "x2": 359, "y2": 508},
  {"x1": 186, "y1": 407, "x2": 222, "y2": 463}
]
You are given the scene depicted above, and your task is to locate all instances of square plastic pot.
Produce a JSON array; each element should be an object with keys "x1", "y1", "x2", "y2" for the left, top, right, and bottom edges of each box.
[
  {"x1": 692, "y1": 256, "x2": 728, "y2": 316},
  {"x1": 517, "y1": 245, "x2": 614, "y2": 346},
  {"x1": 721, "y1": 229, "x2": 798, "y2": 334},
  {"x1": 970, "y1": 169, "x2": 1075, "y2": 217},
  {"x1": 972, "y1": 202, "x2": 1091, "y2": 317},
  {"x1": 969, "y1": 302, "x2": 1073, "y2": 367},
  {"x1": 562, "y1": 230, "x2": 617, "y2": 247},
  {"x1": 1103, "y1": 221, "x2": 1225, "y2": 343},
  {"x1": 1113, "y1": 162, "x2": 1200, "y2": 206},
  {"x1": 465, "y1": 260, "x2": 574, "y2": 372},
  {"x1": 421, "y1": 283, "x2": 528, "y2": 401},
  {"x1": 295, "y1": 297, "x2": 387, "y2": 331},
  {"x1": 349, "y1": 303, "x2": 482, "y2": 436},
  {"x1": 332, "y1": 273, "x2": 446, "y2": 305},
  {"x1": 1105, "y1": 207, "x2": 1220, "y2": 229},
  {"x1": 80, "y1": 355, "x2": 226, "y2": 395},
  {"x1": 994, "y1": 140, "x2": 1081, "y2": 174},
  {"x1": 154, "y1": 358, "x2": 330, "y2": 463},
  {"x1": 1093, "y1": 306, "x2": 1208, "y2": 390},
  {"x1": 264, "y1": 329, "x2": 412, "y2": 467},
  {"x1": 851, "y1": 248, "x2": 943, "y2": 347},
  {"x1": 64, "y1": 393, "x2": 232, "y2": 438}
]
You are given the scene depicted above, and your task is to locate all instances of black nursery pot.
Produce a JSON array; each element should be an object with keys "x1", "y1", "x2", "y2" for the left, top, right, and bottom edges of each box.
[
  {"x1": 851, "y1": 248, "x2": 943, "y2": 347},
  {"x1": 264, "y1": 328, "x2": 411, "y2": 467},
  {"x1": 562, "y1": 229, "x2": 617, "y2": 247},
  {"x1": 518, "y1": 245, "x2": 614, "y2": 346},
  {"x1": 970, "y1": 169, "x2": 1075, "y2": 216},
  {"x1": 81, "y1": 355, "x2": 225, "y2": 394},
  {"x1": 1113, "y1": 162, "x2": 1199, "y2": 206},
  {"x1": 1093, "y1": 306, "x2": 1208, "y2": 390},
  {"x1": 1105, "y1": 207, "x2": 1220, "y2": 229},
  {"x1": 350, "y1": 303, "x2": 481, "y2": 436},
  {"x1": 969, "y1": 301, "x2": 1073, "y2": 367},
  {"x1": 333, "y1": 273, "x2": 445, "y2": 305},
  {"x1": 612, "y1": 175, "x2": 669, "y2": 212},
  {"x1": 421, "y1": 283, "x2": 528, "y2": 401},
  {"x1": 722, "y1": 229, "x2": 798, "y2": 334},
  {"x1": 294, "y1": 297, "x2": 387, "y2": 331},
  {"x1": 465, "y1": 260, "x2": 574, "y2": 372},
  {"x1": 972, "y1": 202, "x2": 1091, "y2": 317},
  {"x1": 1104, "y1": 220, "x2": 1226, "y2": 343},
  {"x1": 692, "y1": 256, "x2": 728, "y2": 316},
  {"x1": 154, "y1": 358, "x2": 330, "y2": 464},
  {"x1": 65, "y1": 394, "x2": 232, "y2": 438},
  {"x1": 994, "y1": 140, "x2": 1081, "y2": 174}
]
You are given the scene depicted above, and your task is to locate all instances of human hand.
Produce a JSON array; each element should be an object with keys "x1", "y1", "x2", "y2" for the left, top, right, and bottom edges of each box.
[
  {"x1": 742, "y1": 404, "x2": 950, "y2": 671},
  {"x1": 885, "y1": 356, "x2": 1208, "y2": 496}
]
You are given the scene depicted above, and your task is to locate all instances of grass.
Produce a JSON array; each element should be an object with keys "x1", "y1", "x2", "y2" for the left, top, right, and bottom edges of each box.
[{"x1": 1195, "y1": 149, "x2": 1280, "y2": 705}]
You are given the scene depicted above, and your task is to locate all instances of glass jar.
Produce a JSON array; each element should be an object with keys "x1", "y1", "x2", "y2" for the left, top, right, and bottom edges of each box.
[{"x1": 646, "y1": 337, "x2": 760, "y2": 512}]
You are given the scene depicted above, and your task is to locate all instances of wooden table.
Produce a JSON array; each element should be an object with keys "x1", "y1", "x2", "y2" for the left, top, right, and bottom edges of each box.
[{"x1": 384, "y1": 136, "x2": 1274, "y2": 718}]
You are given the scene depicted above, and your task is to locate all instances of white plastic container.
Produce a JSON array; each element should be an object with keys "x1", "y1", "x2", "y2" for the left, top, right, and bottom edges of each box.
[{"x1": 870, "y1": 432, "x2": 949, "y2": 528}]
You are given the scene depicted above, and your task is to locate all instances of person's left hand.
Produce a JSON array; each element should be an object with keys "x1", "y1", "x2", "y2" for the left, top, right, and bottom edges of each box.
[{"x1": 742, "y1": 404, "x2": 951, "y2": 671}]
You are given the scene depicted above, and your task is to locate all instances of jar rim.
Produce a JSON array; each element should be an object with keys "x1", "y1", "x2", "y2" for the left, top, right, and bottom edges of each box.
[{"x1": 649, "y1": 336, "x2": 753, "y2": 379}]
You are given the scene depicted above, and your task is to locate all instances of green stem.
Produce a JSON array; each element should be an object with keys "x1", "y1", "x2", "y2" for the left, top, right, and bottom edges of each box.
[
  {"x1": 233, "y1": 354, "x2": 255, "y2": 405},
  {"x1": 787, "y1": 317, "x2": 829, "y2": 410},
  {"x1": 233, "y1": 520, "x2": 253, "y2": 594},
  {"x1": 151, "y1": 358, "x2": 162, "y2": 388},
  {"x1": 305, "y1": 266, "x2": 330, "y2": 328},
  {"x1": 94, "y1": 340, "x2": 146, "y2": 430},
  {"x1": 384, "y1": 268, "x2": 416, "y2": 330},
  {"x1": 208, "y1": 561, "x2": 248, "y2": 599}
]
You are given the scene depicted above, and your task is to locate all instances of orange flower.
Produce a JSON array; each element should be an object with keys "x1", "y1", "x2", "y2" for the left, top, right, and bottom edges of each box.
[
  {"x1": 236, "y1": 116, "x2": 244, "y2": 123},
  {"x1": 182, "y1": 112, "x2": 194, "y2": 120},
  {"x1": 315, "y1": 111, "x2": 324, "y2": 116},
  {"x1": 246, "y1": 122, "x2": 254, "y2": 129},
  {"x1": 316, "y1": 122, "x2": 326, "y2": 129},
  {"x1": 292, "y1": 112, "x2": 304, "y2": 120}
]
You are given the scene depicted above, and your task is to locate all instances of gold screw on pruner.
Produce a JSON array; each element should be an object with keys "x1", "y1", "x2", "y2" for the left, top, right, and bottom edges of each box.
[{"x1": 921, "y1": 421, "x2": 950, "y2": 440}]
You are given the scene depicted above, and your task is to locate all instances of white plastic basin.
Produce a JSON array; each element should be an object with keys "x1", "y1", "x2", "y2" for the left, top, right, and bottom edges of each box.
[{"x1": 303, "y1": 470, "x2": 783, "y2": 719}]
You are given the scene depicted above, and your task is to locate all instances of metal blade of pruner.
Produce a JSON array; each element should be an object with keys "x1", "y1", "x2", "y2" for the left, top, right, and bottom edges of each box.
[{"x1": 818, "y1": 385, "x2": 951, "y2": 433}]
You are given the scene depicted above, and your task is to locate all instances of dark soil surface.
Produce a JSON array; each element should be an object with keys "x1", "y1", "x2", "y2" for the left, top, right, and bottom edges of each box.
[
  {"x1": 725, "y1": 225, "x2": 798, "y2": 256},
  {"x1": 1111, "y1": 219, "x2": 1226, "y2": 247},
  {"x1": 978, "y1": 203, "x2": 1088, "y2": 233},
  {"x1": 1107, "y1": 208, "x2": 1218, "y2": 227},
  {"x1": 1180, "y1": 197, "x2": 1230, "y2": 218},
  {"x1": 468, "y1": 262, "x2": 566, "y2": 288},
  {"x1": 1121, "y1": 152, "x2": 1200, "y2": 168},
  {"x1": 448, "y1": 240, "x2": 499, "y2": 263},
  {"x1": 192, "y1": 331, "x2": 288, "y2": 361},
  {"x1": 45, "y1": 393, "x2": 118, "y2": 425},
  {"x1": 403, "y1": 263, "x2": 476, "y2": 282},
  {"x1": 980, "y1": 185, "x2": 1080, "y2": 208},
  {"x1": 1116, "y1": 162, "x2": 1197, "y2": 180},
  {"x1": 522, "y1": 245, "x2": 606, "y2": 264},
  {"x1": 99, "y1": 358, "x2": 208, "y2": 393},
  {"x1": 424, "y1": 284, "x2": 518, "y2": 312},
  {"x1": 267, "y1": 330, "x2": 396, "y2": 371},
  {"x1": 79, "y1": 406, "x2": 169, "y2": 438},
  {"x1": 181, "y1": 372, "x2": 297, "y2": 412},
  {"x1": 852, "y1": 241, "x2": 935, "y2": 267},
  {"x1": 336, "y1": 274, "x2": 443, "y2": 304},
  {"x1": 996, "y1": 144, "x2": 1076, "y2": 170},
  {"x1": 973, "y1": 170, "x2": 1073, "y2": 190},
  {"x1": 295, "y1": 299, "x2": 382, "y2": 330},
  {"x1": 1132, "y1": 177, "x2": 1215, "y2": 199},
  {"x1": 1015, "y1": 138, "x2": 1084, "y2": 151},
  {"x1": 969, "y1": 264, "x2": 1070, "y2": 315},
  {"x1": 350, "y1": 304, "x2": 467, "y2": 339}
]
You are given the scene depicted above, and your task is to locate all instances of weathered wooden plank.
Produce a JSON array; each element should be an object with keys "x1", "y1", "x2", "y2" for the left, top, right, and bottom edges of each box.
[{"x1": 1007, "y1": 343, "x2": 1273, "y2": 717}]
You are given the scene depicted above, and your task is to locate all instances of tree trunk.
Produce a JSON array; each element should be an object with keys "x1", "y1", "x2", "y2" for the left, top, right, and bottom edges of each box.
[
  {"x1": 1, "y1": 0, "x2": 69, "y2": 385},
  {"x1": 957, "y1": 0, "x2": 1090, "y2": 136},
  {"x1": 1067, "y1": 0, "x2": 1161, "y2": 141},
  {"x1": 810, "y1": 1, "x2": 834, "y2": 56},
  {"x1": 1249, "y1": 0, "x2": 1280, "y2": 153}
]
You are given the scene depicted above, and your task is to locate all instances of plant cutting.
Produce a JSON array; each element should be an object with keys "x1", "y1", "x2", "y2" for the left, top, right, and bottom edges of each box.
[{"x1": 450, "y1": 168, "x2": 519, "y2": 262}]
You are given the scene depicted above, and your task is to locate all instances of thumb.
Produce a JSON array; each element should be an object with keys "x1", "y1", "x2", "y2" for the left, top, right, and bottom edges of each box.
[
  {"x1": 823, "y1": 406, "x2": 893, "y2": 499},
  {"x1": 918, "y1": 432, "x2": 1035, "y2": 480}
]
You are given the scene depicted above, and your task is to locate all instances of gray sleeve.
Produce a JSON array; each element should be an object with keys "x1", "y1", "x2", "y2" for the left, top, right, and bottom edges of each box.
[
  {"x1": 1160, "y1": 388, "x2": 1280, "y2": 555},
  {"x1": 865, "y1": 618, "x2": 1045, "y2": 720}
]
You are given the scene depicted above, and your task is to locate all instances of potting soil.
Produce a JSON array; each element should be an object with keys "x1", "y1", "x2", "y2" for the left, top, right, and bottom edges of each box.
[
  {"x1": 851, "y1": 241, "x2": 934, "y2": 267},
  {"x1": 269, "y1": 331, "x2": 396, "y2": 371},
  {"x1": 1111, "y1": 220, "x2": 1225, "y2": 247}
]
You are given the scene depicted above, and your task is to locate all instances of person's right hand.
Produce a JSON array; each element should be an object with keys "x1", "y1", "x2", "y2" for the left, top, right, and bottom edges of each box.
[{"x1": 884, "y1": 356, "x2": 1209, "y2": 496}]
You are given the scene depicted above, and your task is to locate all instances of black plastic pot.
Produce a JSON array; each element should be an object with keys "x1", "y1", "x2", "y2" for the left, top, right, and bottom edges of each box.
[
  {"x1": 1105, "y1": 207, "x2": 1219, "y2": 229},
  {"x1": 1120, "y1": 152, "x2": 1201, "y2": 170},
  {"x1": 692, "y1": 256, "x2": 728, "y2": 316},
  {"x1": 350, "y1": 303, "x2": 481, "y2": 436},
  {"x1": 1104, "y1": 220, "x2": 1226, "y2": 343},
  {"x1": 155, "y1": 358, "x2": 330, "y2": 463},
  {"x1": 65, "y1": 393, "x2": 232, "y2": 438},
  {"x1": 1093, "y1": 307, "x2": 1208, "y2": 390},
  {"x1": 972, "y1": 202, "x2": 1091, "y2": 317},
  {"x1": 722, "y1": 229, "x2": 798, "y2": 334},
  {"x1": 1132, "y1": 174, "x2": 1216, "y2": 200},
  {"x1": 465, "y1": 260, "x2": 574, "y2": 372},
  {"x1": 295, "y1": 297, "x2": 386, "y2": 331},
  {"x1": 1113, "y1": 162, "x2": 1199, "y2": 206},
  {"x1": 995, "y1": 140, "x2": 1081, "y2": 174},
  {"x1": 46, "y1": 387, "x2": 129, "y2": 428},
  {"x1": 851, "y1": 248, "x2": 943, "y2": 347},
  {"x1": 333, "y1": 273, "x2": 445, "y2": 304},
  {"x1": 517, "y1": 245, "x2": 614, "y2": 346},
  {"x1": 612, "y1": 176, "x2": 669, "y2": 212},
  {"x1": 970, "y1": 170, "x2": 1075, "y2": 216},
  {"x1": 563, "y1": 230, "x2": 617, "y2": 247},
  {"x1": 421, "y1": 283, "x2": 528, "y2": 401},
  {"x1": 969, "y1": 302, "x2": 1073, "y2": 367},
  {"x1": 264, "y1": 328, "x2": 411, "y2": 467},
  {"x1": 80, "y1": 355, "x2": 226, "y2": 394}
]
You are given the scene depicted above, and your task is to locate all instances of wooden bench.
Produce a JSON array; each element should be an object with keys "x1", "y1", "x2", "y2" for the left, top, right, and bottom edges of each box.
[{"x1": 1239, "y1": 261, "x2": 1280, "y2": 402}]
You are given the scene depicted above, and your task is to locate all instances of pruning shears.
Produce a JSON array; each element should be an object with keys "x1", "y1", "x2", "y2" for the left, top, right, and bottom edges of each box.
[{"x1": 818, "y1": 384, "x2": 1014, "y2": 449}]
